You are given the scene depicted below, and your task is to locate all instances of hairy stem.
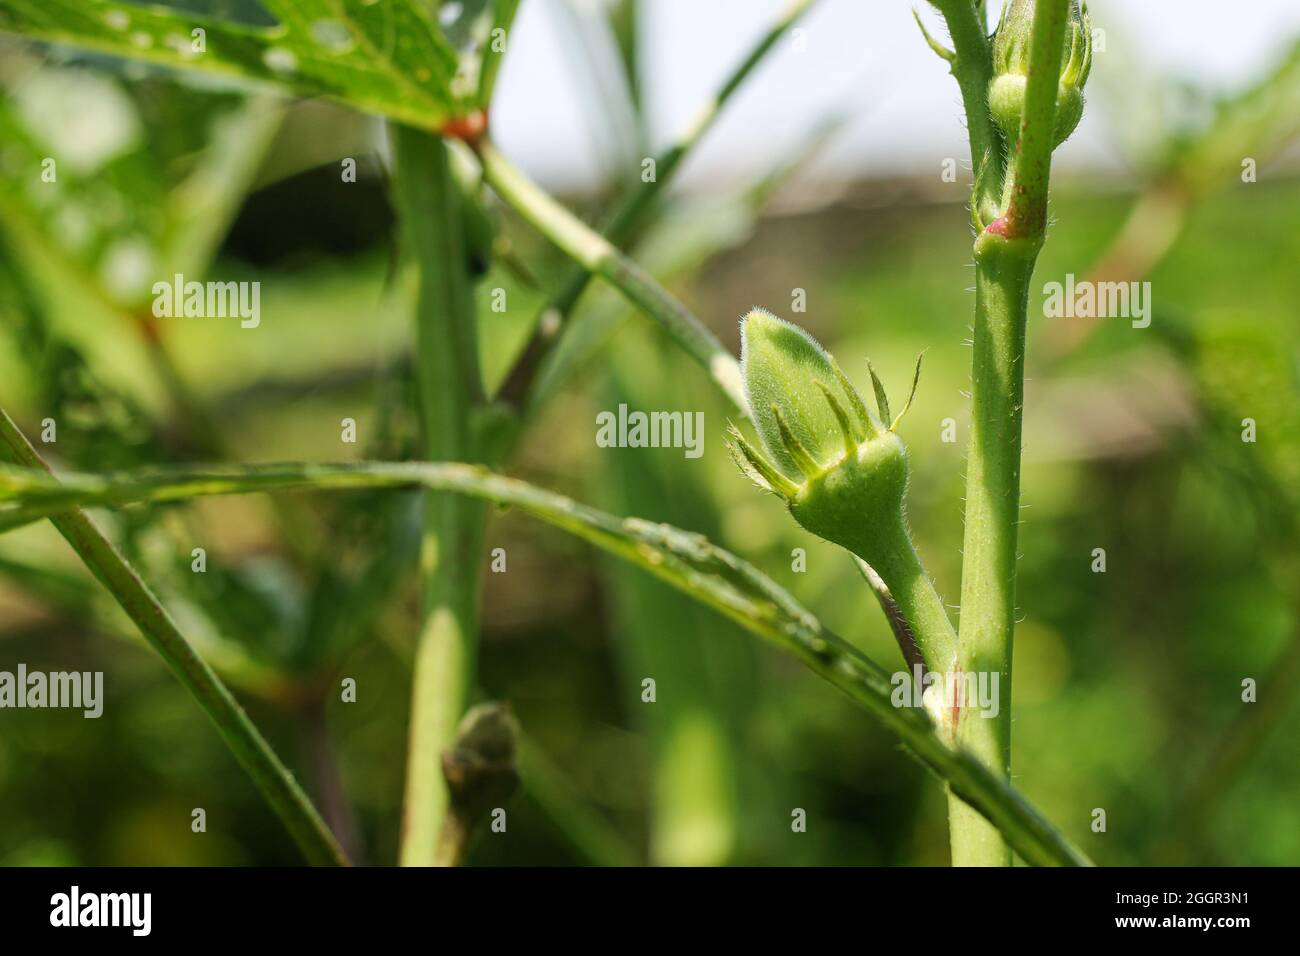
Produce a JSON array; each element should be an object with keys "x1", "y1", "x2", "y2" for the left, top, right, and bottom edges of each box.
[
  {"x1": 862, "y1": 514, "x2": 959, "y2": 676},
  {"x1": 928, "y1": 0, "x2": 1003, "y2": 221},
  {"x1": 0, "y1": 411, "x2": 347, "y2": 866},
  {"x1": 949, "y1": 0, "x2": 1070, "y2": 867},
  {"x1": 951, "y1": 0, "x2": 1071, "y2": 868},
  {"x1": 950, "y1": 244, "x2": 1036, "y2": 864},
  {"x1": 471, "y1": 137, "x2": 747, "y2": 412},
  {"x1": 389, "y1": 127, "x2": 488, "y2": 866}
]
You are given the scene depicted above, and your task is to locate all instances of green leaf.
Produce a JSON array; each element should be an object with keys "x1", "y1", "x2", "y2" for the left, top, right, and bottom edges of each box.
[
  {"x1": 0, "y1": 60, "x2": 285, "y2": 455},
  {"x1": 0, "y1": 0, "x2": 514, "y2": 129},
  {"x1": 0, "y1": 455, "x2": 1092, "y2": 866},
  {"x1": 0, "y1": 62, "x2": 283, "y2": 311}
]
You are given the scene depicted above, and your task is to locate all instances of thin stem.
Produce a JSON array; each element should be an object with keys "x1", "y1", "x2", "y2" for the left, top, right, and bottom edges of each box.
[
  {"x1": 859, "y1": 514, "x2": 959, "y2": 677},
  {"x1": 493, "y1": 0, "x2": 817, "y2": 412},
  {"x1": 855, "y1": 558, "x2": 928, "y2": 675},
  {"x1": 0, "y1": 455, "x2": 1091, "y2": 866},
  {"x1": 928, "y1": 0, "x2": 1004, "y2": 222},
  {"x1": 475, "y1": 0, "x2": 521, "y2": 106},
  {"x1": 472, "y1": 137, "x2": 747, "y2": 413},
  {"x1": 0, "y1": 411, "x2": 347, "y2": 867},
  {"x1": 525, "y1": 117, "x2": 846, "y2": 416},
  {"x1": 389, "y1": 126, "x2": 488, "y2": 866},
  {"x1": 950, "y1": 0, "x2": 1071, "y2": 866},
  {"x1": 299, "y1": 696, "x2": 363, "y2": 862}
]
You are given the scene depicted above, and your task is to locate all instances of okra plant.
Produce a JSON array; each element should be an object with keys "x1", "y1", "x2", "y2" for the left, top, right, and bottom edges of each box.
[
  {"x1": 733, "y1": 0, "x2": 1094, "y2": 866},
  {"x1": 0, "y1": 0, "x2": 1098, "y2": 866}
]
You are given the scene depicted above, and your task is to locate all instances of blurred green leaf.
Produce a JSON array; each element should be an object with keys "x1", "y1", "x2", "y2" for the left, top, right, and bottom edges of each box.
[{"x1": 0, "y1": 0, "x2": 515, "y2": 129}]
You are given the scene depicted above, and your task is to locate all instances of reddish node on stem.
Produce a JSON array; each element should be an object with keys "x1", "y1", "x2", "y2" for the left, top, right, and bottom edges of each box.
[
  {"x1": 984, "y1": 215, "x2": 1013, "y2": 238},
  {"x1": 440, "y1": 110, "x2": 488, "y2": 144}
]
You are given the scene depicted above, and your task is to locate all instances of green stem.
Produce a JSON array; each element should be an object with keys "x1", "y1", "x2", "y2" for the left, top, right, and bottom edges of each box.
[
  {"x1": 949, "y1": 243, "x2": 1036, "y2": 865},
  {"x1": 865, "y1": 515, "x2": 959, "y2": 676},
  {"x1": 949, "y1": 0, "x2": 1070, "y2": 866},
  {"x1": 471, "y1": 137, "x2": 747, "y2": 412},
  {"x1": 0, "y1": 455, "x2": 1091, "y2": 867},
  {"x1": 476, "y1": 0, "x2": 521, "y2": 106},
  {"x1": 0, "y1": 411, "x2": 347, "y2": 866},
  {"x1": 493, "y1": 0, "x2": 817, "y2": 412},
  {"x1": 929, "y1": 0, "x2": 1003, "y2": 222},
  {"x1": 389, "y1": 127, "x2": 488, "y2": 866}
]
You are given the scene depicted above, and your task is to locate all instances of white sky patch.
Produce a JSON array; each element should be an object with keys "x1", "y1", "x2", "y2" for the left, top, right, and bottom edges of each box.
[{"x1": 492, "y1": 0, "x2": 1300, "y2": 192}]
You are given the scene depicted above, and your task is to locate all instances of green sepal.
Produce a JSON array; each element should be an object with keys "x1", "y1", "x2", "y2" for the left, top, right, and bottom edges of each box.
[{"x1": 867, "y1": 360, "x2": 892, "y2": 426}]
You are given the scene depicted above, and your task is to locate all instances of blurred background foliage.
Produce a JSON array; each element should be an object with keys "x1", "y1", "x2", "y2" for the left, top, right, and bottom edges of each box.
[{"x1": 0, "y1": 0, "x2": 1298, "y2": 865}]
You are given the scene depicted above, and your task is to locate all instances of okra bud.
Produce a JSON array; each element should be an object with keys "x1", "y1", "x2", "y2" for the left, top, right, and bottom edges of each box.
[{"x1": 988, "y1": 0, "x2": 1093, "y2": 149}]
